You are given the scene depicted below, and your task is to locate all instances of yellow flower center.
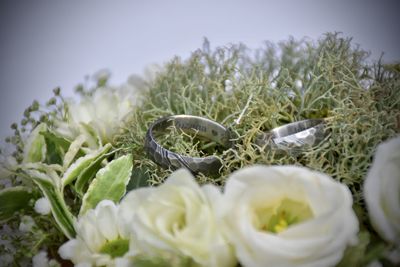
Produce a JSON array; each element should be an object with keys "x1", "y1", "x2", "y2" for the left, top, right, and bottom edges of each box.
[
  {"x1": 253, "y1": 198, "x2": 313, "y2": 233},
  {"x1": 99, "y1": 238, "x2": 129, "y2": 258}
]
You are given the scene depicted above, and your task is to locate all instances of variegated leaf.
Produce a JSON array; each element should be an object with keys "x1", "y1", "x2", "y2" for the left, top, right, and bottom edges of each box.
[
  {"x1": 79, "y1": 154, "x2": 132, "y2": 215},
  {"x1": 61, "y1": 143, "x2": 112, "y2": 187},
  {"x1": 25, "y1": 170, "x2": 76, "y2": 238},
  {"x1": 63, "y1": 134, "x2": 87, "y2": 169},
  {"x1": 0, "y1": 186, "x2": 34, "y2": 222},
  {"x1": 75, "y1": 151, "x2": 115, "y2": 196},
  {"x1": 23, "y1": 123, "x2": 47, "y2": 163}
]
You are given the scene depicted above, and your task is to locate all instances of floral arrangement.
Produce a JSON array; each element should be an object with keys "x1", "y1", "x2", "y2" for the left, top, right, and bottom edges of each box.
[{"x1": 0, "y1": 33, "x2": 399, "y2": 267}]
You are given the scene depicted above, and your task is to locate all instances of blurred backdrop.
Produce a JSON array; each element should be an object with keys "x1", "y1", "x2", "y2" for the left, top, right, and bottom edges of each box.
[{"x1": 0, "y1": 0, "x2": 399, "y2": 140}]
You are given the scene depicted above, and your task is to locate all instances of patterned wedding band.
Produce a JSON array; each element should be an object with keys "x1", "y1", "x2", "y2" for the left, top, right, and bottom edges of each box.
[
  {"x1": 145, "y1": 115, "x2": 232, "y2": 176},
  {"x1": 256, "y1": 119, "x2": 327, "y2": 154}
]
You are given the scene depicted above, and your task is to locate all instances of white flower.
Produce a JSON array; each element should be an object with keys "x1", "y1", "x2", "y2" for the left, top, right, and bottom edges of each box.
[
  {"x1": 19, "y1": 215, "x2": 36, "y2": 232},
  {"x1": 119, "y1": 169, "x2": 236, "y2": 267},
  {"x1": 224, "y1": 79, "x2": 233, "y2": 94},
  {"x1": 32, "y1": 251, "x2": 60, "y2": 267},
  {"x1": 58, "y1": 200, "x2": 132, "y2": 267},
  {"x1": 294, "y1": 79, "x2": 303, "y2": 89},
  {"x1": 32, "y1": 251, "x2": 48, "y2": 267},
  {"x1": 218, "y1": 165, "x2": 358, "y2": 267},
  {"x1": 364, "y1": 136, "x2": 400, "y2": 246},
  {"x1": 56, "y1": 83, "x2": 139, "y2": 147},
  {"x1": 92, "y1": 69, "x2": 111, "y2": 82},
  {"x1": 34, "y1": 197, "x2": 51, "y2": 215}
]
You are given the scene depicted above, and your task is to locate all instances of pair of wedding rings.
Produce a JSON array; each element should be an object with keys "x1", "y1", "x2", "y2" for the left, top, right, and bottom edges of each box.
[{"x1": 144, "y1": 115, "x2": 328, "y2": 176}]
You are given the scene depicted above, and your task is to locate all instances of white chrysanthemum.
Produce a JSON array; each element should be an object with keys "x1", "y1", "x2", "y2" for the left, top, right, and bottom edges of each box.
[
  {"x1": 364, "y1": 136, "x2": 400, "y2": 246},
  {"x1": 58, "y1": 200, "x2": 132, "y2": 267},
  {"x1": 34, "y1": 197, "x2": 51, "y2": 215},
  {"x1": 56, "y1": 83, "x2": 139, "y2": 147},
  {"x1": 119, "y1": 169, "x2": 236, "y2": 267},
  {"x1": 218, "y1": 165, "x2": 359, "y2": 267}
]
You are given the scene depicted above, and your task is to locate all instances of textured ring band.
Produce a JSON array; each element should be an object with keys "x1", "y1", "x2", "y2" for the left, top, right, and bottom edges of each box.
[
  {"x1": 144, "y1": 115, "x2": 232, "y2": 176},
  {"x1": 256, "y1": 119, "x2": 327, "y2": 154}
]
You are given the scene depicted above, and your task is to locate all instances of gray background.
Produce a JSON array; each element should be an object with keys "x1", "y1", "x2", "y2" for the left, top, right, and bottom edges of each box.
[{"x1": 1, "y1": 0, "x2": 399, "y2": 141}]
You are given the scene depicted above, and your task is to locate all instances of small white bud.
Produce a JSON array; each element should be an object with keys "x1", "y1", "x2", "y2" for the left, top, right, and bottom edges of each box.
[
  {"x1": 34, "y1": 197, "x2": 51, "y2": 215},
  {"x1": 295, "y1": 79, "x2": 303, "y2": 89},
  {"x1": 224, "y1": 79, "x2": 233, "y2": 94},
  {"x1": 19, "y1": 215, "x2": 35, "y2": 232}
]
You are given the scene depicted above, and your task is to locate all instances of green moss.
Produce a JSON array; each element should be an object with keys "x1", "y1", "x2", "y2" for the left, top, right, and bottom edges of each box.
[{"x1": 116, "y1": 33, "x2": 399, "y2": 226}]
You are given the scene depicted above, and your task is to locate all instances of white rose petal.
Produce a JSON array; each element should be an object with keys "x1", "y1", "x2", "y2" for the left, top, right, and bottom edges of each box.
[
  {"x1": 34, "y1": 197, "x2": 51, "y2": 215},
  {"x1": 119, "y1": 168, "x2": 236, "y2": 267},
  {"x1": 218, "y1": 165, "x2": 359, "y2": 267},
  {"x1": 364, "y1": 136, "x2": 400, "y2": 246}
]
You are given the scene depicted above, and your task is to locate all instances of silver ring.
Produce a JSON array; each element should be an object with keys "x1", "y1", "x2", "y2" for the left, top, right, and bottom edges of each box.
[
  {"x1": 256, "y1": 119, "x2": 327, "y2": 154},
  {"x1": 144, "y1": 115, "x2": 232, "y2": 175}
]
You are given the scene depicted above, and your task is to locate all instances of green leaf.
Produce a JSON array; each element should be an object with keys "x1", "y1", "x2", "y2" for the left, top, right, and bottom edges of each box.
[
  {"x1": 63, "y1": 134, "x2": 87, "y2": 169},
  {"x1": 78, "y1": 123, "x2": 102, "y2": 148},
  {"x1": 25, "y1": 170, "x2": 76, "y2": 238},
  {"x1": 61, "y1": 143, "x2": 112, "y2": 187},
  {"x1": 0, "y1": 186, "x2": 34, "y2": 222},
  {"x1": 336, "y1": 231, "x2": 370, "y2": 267},
  {"x1": 40, "y1": 130, "x2": 71, "y2": 152},
  {"x1": 20, "y1": 162, "x2": 63, "y2": 187},
  {"x1": 40, "y1": 130, "x2": 73, "y2": 165},
  {"x1": 126, "y1": 166, "x2": 150, "y2": 191},
  {"x1": 80, "y1": 154, "x2": 132, "y2": 215},
  {"x1": 23, "y1": 123, "x2": 47, "y2": 163},
  {"x1": 75, "y1": 150, "x2": 116, "y2": 196}
]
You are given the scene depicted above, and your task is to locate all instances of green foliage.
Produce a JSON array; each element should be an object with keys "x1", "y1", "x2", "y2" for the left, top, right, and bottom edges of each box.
[
  {"x1": 117, "y1": 34, "x2": 399, "y2": 207},
  {"x1": 24, "y1": 169, "x2": 76, "y2": 238},
  {"x1": 0, "y1": 186, "x2": 34, "y2": 222},
  {"x1": 1, "y1": 33, "x2": 399, "y2": 266},
  {"x1": 115, "y1": 33, "x2": 399, "y2": 265},
  {"x1": 61, "y1": 143, "x2": 113, "y2": 187},
  {"x1": 23, "y1": 123, "x2": 47, "y2": 163},
  {"x1": 80, "y1": 154, "x2": 133, "y2": 215}
]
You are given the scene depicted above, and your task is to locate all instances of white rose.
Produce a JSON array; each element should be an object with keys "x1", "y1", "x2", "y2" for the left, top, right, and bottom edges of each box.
[
  {"x1": 364, "y1": 136, "x2": 400, "y2": 246},
  {"x1": 218, "y1": 165, "x2": 359, "y2": 267},
  {"x1": 58, "y1": 200, "x2": 132, "y2": 267},
  {"x1": 119, "y1": 169, "x2": 236, "y2": 267}
]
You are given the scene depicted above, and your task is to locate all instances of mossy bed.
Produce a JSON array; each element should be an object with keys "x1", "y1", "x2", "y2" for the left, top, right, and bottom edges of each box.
[
  {"x1": 2, "y1": 32, "x2": 399, "y2": 266},
  {"x1": 117, "y1": 33, "x2": 398, "y2": 218}
]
